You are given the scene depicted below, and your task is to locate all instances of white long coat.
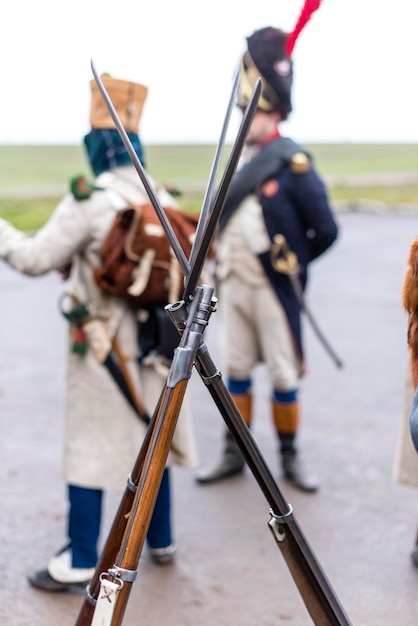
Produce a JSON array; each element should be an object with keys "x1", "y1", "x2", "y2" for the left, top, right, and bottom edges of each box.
[{"x1": 0, "y1": 165, "x2": 197, "y2": 489}]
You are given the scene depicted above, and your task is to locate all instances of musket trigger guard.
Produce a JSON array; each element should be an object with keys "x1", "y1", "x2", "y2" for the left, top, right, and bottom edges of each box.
[{"x1": 268, "y1": 504, "x2": 294, "y2": 542}]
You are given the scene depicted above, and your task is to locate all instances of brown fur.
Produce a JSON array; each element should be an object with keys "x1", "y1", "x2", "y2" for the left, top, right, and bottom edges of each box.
[{"x1": 402, "y1": 236, "x2": 418, "y2": 387}]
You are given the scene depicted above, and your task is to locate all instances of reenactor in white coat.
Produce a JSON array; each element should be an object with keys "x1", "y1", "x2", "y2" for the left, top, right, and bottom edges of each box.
[{"x1": 0, "y1": 75, "x2": 197, "y2": 591}]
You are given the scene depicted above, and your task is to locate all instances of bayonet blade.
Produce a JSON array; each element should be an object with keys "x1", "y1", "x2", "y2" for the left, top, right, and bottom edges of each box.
[
  {"x1": 188, "y1": 67, "x2": 240, "y2": 270},
  {"x1": 182, "y1": 78, "x2": 262, "y2": 301}
]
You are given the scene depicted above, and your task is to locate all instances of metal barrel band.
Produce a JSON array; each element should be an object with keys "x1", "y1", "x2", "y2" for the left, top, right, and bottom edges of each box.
[
  {"x1": 200, "y1": 367, "x2": 223, "y2": 386},
  {"x1": 106, "y1": 565, "x2": 137, "y2": 584},
  {"x1": 100, "y1": 565, "x2": 137, "y2": 587},
  {"x1": 126, "y1": 473, "x2": 137, "y2": 493},
  {"x1": 85, "y1": 584, "x2": 97, "y2": 607},
  {"x1": 268, "y1": 504, "x2": 294, "y2": 543}
]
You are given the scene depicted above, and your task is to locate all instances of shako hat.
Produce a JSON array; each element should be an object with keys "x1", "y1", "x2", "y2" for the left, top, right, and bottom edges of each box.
[
  {"x1": 89, "y1": 74, "x2": 148, "y2": 134},
  {"x1": 238, "y1": 0, "x2": 323, "y2": 119}
]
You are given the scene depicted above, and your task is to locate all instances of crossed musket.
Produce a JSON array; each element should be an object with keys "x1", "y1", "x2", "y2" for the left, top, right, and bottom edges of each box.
[{"x1": 74, "y1": 62, "x2": 351, "y2": 626}]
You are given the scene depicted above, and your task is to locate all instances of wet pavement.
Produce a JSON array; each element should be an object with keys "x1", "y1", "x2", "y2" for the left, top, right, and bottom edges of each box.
[{"x1": 1, "y1": 210, "x2": 418, "y2": 626}]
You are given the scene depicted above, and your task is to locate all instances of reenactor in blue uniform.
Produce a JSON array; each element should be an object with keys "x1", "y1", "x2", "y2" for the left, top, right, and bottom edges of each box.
[{"x1": 196, "y1": 3, "x2": 338, "y2": 492}]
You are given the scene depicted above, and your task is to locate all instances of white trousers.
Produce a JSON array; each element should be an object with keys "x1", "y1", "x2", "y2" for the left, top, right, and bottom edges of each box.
[{"x1": 218, "y1": 273, "x2": 302, "y2": 391}]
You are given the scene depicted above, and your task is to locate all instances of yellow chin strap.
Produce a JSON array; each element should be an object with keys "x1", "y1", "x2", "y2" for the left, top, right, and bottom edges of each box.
[{"x1": 237, "y1": 52, "x2": 279, "y2": 112}]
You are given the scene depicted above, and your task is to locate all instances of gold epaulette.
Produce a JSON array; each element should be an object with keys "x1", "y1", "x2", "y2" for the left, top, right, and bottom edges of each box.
[{"x1": 290, "y1": 152, "x2": 311, "y2": 174}]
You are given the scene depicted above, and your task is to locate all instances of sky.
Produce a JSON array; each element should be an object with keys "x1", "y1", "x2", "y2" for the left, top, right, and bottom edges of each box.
[{"x1": 2, "y1": 0, "x2": 418, "y2": 146}]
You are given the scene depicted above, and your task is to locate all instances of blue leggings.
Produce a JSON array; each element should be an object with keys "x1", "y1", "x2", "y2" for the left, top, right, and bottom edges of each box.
[
  {"x1": 227, "y1": 377, "x2": 298, "y2": 404},
  {"x1": 68, "y1": 468, "x2": 172, "y2": 568}
]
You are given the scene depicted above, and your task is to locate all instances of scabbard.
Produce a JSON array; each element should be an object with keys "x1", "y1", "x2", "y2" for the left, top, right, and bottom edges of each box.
[
  {"x1": 103, "y1": 352, "x2": 150, "y2": 425},
  {"x1": 288, "y1": 272, "x2": 343, "y2": 369}
]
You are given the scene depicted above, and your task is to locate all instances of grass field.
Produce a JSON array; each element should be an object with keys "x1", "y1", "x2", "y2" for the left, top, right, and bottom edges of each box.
[{"x1": 0, "y1": 143, "x2": 417, "y2": 231}]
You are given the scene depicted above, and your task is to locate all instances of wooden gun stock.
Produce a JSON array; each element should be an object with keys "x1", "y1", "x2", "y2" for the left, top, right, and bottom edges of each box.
[
  {"x1": 74, "y1": 399, "x2": 158, "y2": 626},
  {"x1": 75, "y1": 378, "x2": 188, "y2": 626},
  {"x1": 107, "y1": 380, "x2": 188, "y2": 626}
]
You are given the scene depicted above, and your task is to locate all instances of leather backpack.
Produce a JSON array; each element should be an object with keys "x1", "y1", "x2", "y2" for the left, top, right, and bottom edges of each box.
[{"x1": 94, "y1": 203, "x2": 199, "y2": 307}]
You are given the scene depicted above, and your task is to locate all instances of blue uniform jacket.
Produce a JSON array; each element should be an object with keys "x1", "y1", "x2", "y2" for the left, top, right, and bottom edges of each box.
[
  {"x1": 258, "y1": 158, "x2": 338, "y2": 360},
  {"x1": 220, "y1": 136, "x2": 338, "y2": 362}
]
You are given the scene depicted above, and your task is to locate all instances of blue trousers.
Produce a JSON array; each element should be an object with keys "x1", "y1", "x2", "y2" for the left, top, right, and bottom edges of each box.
[{"x1": 68, "y1": 468, "x2": 172, "y2": 568}]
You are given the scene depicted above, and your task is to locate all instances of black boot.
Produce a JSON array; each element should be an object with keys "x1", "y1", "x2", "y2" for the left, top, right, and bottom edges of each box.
[
  {"x1": 195, "y1": 431, "x2": 245, "y2": 484},
  {"x1": 280, "y1": 434, "x2": 319, "y2": 493},
  {"x1": 27, "y1": 546, "x2": 94, "y2": 592},
  {"x1": 196, "y1": 392, "x2": 251, "y2": 484}
]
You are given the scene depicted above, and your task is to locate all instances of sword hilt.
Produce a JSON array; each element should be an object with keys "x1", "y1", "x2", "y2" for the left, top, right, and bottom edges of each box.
[{"x1": 271, "y1": 234, "x2": 300, "y2": 276}]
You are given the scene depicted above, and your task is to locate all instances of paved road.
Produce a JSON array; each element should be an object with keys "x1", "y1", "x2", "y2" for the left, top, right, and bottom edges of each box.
[{"x1": 1, "y1": 210, "x2": 417, "y2": 626}]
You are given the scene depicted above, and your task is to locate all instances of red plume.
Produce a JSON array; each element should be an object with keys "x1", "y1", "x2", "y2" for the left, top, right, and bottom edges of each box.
[{"x1": 285, "y1": 0, "x2": 323, "y2": 57}]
